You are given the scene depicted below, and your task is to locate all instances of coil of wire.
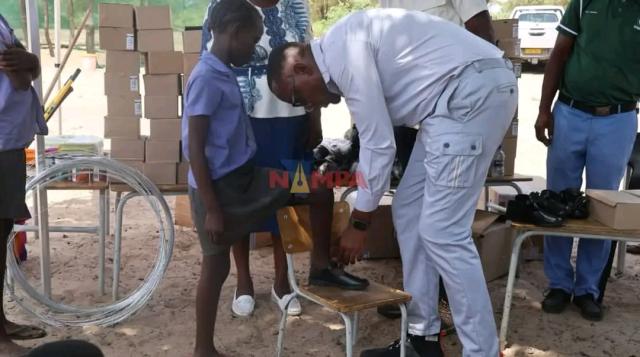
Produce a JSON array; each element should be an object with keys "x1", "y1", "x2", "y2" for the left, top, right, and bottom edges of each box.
[{"x1": 6, "y1": 158, "x2": 174, "y2": 327}]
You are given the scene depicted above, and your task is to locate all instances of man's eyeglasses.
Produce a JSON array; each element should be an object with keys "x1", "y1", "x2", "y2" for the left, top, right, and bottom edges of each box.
[{"x1": 290, "y1": 76, "x2": 314, "y2": 112}]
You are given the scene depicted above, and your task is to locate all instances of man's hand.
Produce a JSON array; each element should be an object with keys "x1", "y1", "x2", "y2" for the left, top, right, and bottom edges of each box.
[
  {"x1": 305, "y1": 124, "x2": 323, "y2": 151},
  {"x1": 535, "y1": 110, "x2": 554, "y2": 146},
  {"x1": 335, "y1": 225, "x2": 367, "y2": 265},
  {"x1": 0, "y1": 47, "x2": 38, "y2": 73},
  {"x1": 204, "y1": 208, "x2": 225, "y2": 245}
]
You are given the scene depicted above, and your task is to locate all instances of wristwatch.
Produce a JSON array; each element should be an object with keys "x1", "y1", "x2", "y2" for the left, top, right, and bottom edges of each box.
[{"x1": 350, "y1": 217, "x2": 370, "y2": 231}]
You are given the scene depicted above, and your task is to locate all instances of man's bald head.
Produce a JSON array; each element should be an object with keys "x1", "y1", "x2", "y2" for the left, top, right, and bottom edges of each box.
[{"x1": 267, "y1": 42, "x2": 306, "y2": 91}]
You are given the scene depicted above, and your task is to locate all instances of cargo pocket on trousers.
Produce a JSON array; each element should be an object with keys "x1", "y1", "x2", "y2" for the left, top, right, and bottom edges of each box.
[{"x1": 425, "y1": 134, "x2": 483, "y2": 188}]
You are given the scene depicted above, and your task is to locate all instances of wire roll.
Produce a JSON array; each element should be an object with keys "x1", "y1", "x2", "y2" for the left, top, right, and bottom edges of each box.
[{"x1": 6, "y1": 158, "x2": 175, "y2": 327}]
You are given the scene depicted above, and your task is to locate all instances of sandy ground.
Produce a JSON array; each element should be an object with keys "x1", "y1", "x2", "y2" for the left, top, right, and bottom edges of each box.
[{"x1": 5, "y1": 51, "x2": 640, "y2": 357}]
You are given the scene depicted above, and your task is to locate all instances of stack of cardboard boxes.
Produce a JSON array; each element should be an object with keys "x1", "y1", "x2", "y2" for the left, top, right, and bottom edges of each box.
[
  {"x1": 101, "y1": 4, "x2": 192, "y2": 185},
  {"x1": 493, "y1": 18, "x2": 521, "y2": 176},
  {"x1": 100, "y1": 3, "x2": 144, "y2": 173}
]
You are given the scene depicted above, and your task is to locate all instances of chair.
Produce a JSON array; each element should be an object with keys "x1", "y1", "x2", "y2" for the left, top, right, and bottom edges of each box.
[
  {"x1": 275, "y1": 202, "x2": 412, "y2": 357},
  {"x1": 599, "y1": 132, "x2": 640, "y2": 302}
]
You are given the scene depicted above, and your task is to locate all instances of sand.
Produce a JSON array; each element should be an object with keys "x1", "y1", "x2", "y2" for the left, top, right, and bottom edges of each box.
[{"x1": 4, "y1": 50, "x2": 639, "y2": 357}]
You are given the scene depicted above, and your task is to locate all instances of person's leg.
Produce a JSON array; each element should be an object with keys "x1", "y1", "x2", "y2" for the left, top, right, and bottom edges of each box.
[
  {"x1": 194, "y1": 253, "x2": 231, "y2": 357},
  {"x1": 577, "y1": 110, "x2": 638, "y2": 300},
  {"x1": 419, "y1": 65, "x2": 516, "y2": 357},
  {"x1": 231, "y1": 238, "x2": 253, "y2": 297},
  {"x1": 0, "y1": 219, "x2": 30, "y2": 356},
  {"x1": 391, "y1": 133, "x2": 441, "y2": 337},
  {"x1": 270, "y1": 234, "x2": 291, "y2": 296},
  {"x1": 308, "y1": 186, "x2": 333, "y2": 274},
  {"x1": 543, "y1": 102, "x2": 589, "y2": 296}
]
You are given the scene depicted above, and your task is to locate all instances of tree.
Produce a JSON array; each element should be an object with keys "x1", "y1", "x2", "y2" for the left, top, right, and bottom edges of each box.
[{"x1": 43, "y1": 0, "x2": 55, "y2": 57}]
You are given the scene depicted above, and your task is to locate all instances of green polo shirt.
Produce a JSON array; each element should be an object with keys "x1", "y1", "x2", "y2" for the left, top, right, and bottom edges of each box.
[{"x1": 558, "y1": 0, "x2": 640, "y2": 106}]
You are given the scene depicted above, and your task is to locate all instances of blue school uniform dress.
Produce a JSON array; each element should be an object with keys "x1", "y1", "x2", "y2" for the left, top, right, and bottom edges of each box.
[
  {"x1": 202, "y1": 0, "x2": 312, "y2": 235},
  {"x1": 181, "y1": 51, "x2": 290, "y2": 255},
  {"x1": 0, "y1": 14, "x2": 47, "y2": 219}
]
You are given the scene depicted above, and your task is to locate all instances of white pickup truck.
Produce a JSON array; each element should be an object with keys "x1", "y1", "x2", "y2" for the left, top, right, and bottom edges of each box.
[{"x1": 510, "y1": 5, "x2": 565, "y2": 64}]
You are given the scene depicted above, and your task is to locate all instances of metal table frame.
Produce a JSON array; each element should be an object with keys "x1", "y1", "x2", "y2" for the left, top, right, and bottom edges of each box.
[
  {"x1": 499, "y1": 226, "x2": 640, "y2": 350},
  {"x1": 110, "y1": 184, "x2": 187, "y2": 300},
  {"x1": 13, "y1": 181, "x2": 110, "y2": 296}
]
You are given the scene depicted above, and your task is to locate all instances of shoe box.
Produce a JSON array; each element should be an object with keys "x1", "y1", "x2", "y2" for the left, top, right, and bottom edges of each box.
[
  {"x1": 472, "y1": 210, "x2": 514, "y2": 282},
  {"x1": 587, "y1": 189, "x2": 640, "y2": 229}
]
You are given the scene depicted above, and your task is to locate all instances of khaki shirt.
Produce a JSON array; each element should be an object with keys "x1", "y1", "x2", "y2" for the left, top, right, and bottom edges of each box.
[{"x1": 379, "y1": 0, "x2": 488, "y2": 26}]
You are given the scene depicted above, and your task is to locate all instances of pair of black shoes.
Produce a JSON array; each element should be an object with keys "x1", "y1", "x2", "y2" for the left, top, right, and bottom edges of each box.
[
  {"x1": 360, "y1": 333, "x2": 444, "y2": 357},
  {"x1": 506, "y1": 188, "x2": 589, "y2": 227},
  {"x1": 542, "y1": 289, "x2": 603, "y2": 321}
]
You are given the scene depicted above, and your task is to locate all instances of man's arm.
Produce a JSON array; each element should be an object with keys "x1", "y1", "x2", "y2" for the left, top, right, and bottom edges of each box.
[
  {"x1": 464, "y1": 10, "x2": 494, "y2": 43},
  {"x1": 534, "y1": 34, "x2": 575, "y2": 145},
  {"x1": 451, "y1": 0, "x2": 494, "y2": 43},
  {"x1": 0, "y1": 44, "x2": 40, "y2": 90}
]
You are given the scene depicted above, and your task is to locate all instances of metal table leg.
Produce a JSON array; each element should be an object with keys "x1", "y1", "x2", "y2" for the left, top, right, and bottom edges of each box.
[
  {"x1": 112, "y1": 191, "x2": 139, "y2": 301},
  {"x1": 499, "y1": 230, "x2": 532, "y2": 350},
  {"x1": 616, "y1": 241, "x2": 627, "y2": 276},
  {"x1": 98, "y1": 188, "x2": 106, "y2": 296}
]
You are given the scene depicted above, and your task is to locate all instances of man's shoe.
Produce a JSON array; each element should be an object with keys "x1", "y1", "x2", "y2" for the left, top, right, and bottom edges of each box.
[
  {"x1": 541, "y1": 288, "x2": 571, "y2": 314},
  {"x1": 573, "y1": 294, "x2": 603, "y2": 321},
  {"x1": 308, "y1": 268, "x2": 369, "y2": 290},
  {"x1": 360, "y1": 334, "x2": 443, "y2": 357}
]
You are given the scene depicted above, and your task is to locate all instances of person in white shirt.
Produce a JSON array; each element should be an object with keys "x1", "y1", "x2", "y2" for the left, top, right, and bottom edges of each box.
[
  {"x1": 380, "y1": 0, "x2": 495, "y2": 42},
  {"x1": 267, "y1": 9, "x2": 517, "y2": 357}
]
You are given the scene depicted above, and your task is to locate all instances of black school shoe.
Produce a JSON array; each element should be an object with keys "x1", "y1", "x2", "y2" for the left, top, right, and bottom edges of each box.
[
  {"x1": 559, "y1": 188, "x2": 589, "y2": 219},
  {"x1": 542, "y1": 288, "x2": 572, "y2": 314},
  {"x1": 360, "y1": 334, "x2": 444, "y2": 357},
  {"x1": 573, "y1": 294, "x2": 603, "y2": 321},
  {"x1": 308, "y1": 268, "x2": 369, "y2": 290},
  {"x1": 506, "y1": 194, "x2": 564, "y2": 227}
]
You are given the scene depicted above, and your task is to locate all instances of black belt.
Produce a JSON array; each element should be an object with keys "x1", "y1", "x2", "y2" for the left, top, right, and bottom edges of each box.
[{"x1": 558, "y1": 93, "x2": 637, "y2": 116}]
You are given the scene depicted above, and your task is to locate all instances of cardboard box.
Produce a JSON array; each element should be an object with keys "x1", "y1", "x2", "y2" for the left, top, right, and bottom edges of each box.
[
  {"x1": 104, "y1": 116, "x2": 141, "y2": 139},
  {"x1": 504, "y1": 118, "x2": 518, "y2": 139},
  {"x1": 145, "y1": 52, "x2": 183, "y2": 75},
  {"x1": 105, "y1": 51, "x2": 140, "y2": 74},
  {"x1": 135, "y1": 5, "x2": 172, "y2": 30},
  {"x1": 99, "y1": 3, "x2": 134, "y2": 28},
  {"x1": 143, "y1": 74, "x2": 181, "y2": 97},
  {"x1": 144, "y1": 95, "x2": 179, "y2": 119},
  {"x1": 149, "y1": 119, "x2": 181, "y2": 140},
  {"x1": 99, "y1": 27, "x2": 135, "y2": 51},
  {"x1": 143, "y1": 163, "x2": 177, "y2": 185},
  {"x1": 174, "y1": 195, "x2": 193, "y2": 227},
  {"x1": 472, "y1": 210, "x2": 514, "y2": 282},
  {"x1": 137, "y1": 30, "x2": 174, "y2": 52},
  {"x1": 107, "y1": 95, "x2": 142, "y2": 118},
  {"x1": 183, "y1": 53, "x2": 200, "y2": 87},
  {"x1": 111, "y1": 138, "x2": 145, "y2": 161},
  {"x1": 177, "y1": 161, "x2": 189, "y2": 184},
  {"x1": 104, "y1": 72, "x2": 140, "y2": 96},
  {"x1": 111, "y1": 160, "x2": 144, "y2": 183},
  {"x1": 497, "y1": 38, "x2": 521, "y2": 59},
  {"x1": 501, "y1": 137, "x2": 517, "y2": 176},
  {"x1": 492, "y1": 19, "x2": 519, "y2": 40},
  {"x1": 587, "y1": 190, "x2": 640, "y2": 230},
  {"x1": 182, "y1": 30, "x2": 202, "y2": 53},
  {"x1": 145, "y1": 140, "x2": 180, "y2": 163}
]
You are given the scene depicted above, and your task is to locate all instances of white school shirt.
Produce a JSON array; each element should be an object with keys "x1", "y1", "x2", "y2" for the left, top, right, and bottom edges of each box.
[
  {"x1": 379, "y1": 0, "x2": 488, "y2": 26},
  {"x1": 311, "y1": 9, "x2": 503, "y2": 212}
]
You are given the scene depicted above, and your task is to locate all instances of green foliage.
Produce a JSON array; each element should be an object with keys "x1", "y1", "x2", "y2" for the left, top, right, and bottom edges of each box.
[{"x1": 310, "y1": 0, "x2": 377, "y2": 36}]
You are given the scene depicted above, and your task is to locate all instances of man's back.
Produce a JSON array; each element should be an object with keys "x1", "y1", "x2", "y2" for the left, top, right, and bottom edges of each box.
[{"x1": 319, "y1": 9, "x2": 502, "y2": 126}]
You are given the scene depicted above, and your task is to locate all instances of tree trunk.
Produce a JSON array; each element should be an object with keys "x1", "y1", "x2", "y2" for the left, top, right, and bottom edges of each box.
[
  {"x1": 43, "y1": 0, "x2": 55, "y2": 57},
  {"x1": 19, "y1": 0, "x2": 28, "y2": 42},
  {"x1": 67, "y1": 0, "x2": 75, "y2": 46},
  {"x1": 85, "y1": 0, "x2": 96, "y2": 53}
]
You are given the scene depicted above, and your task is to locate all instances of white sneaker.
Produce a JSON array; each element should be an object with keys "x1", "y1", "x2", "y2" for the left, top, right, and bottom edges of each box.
[
  {"x1": 231, "y1": 289, "x2": 255, "y2": 317},
  {"x1": 271, "y1": 286, "x2": 302, "y2": 316}
]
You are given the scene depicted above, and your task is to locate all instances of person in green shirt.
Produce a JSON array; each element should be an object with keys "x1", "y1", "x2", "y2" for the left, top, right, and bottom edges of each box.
[{"x1": 535, "y1": 0, "x2": 639, "y2": 321}]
